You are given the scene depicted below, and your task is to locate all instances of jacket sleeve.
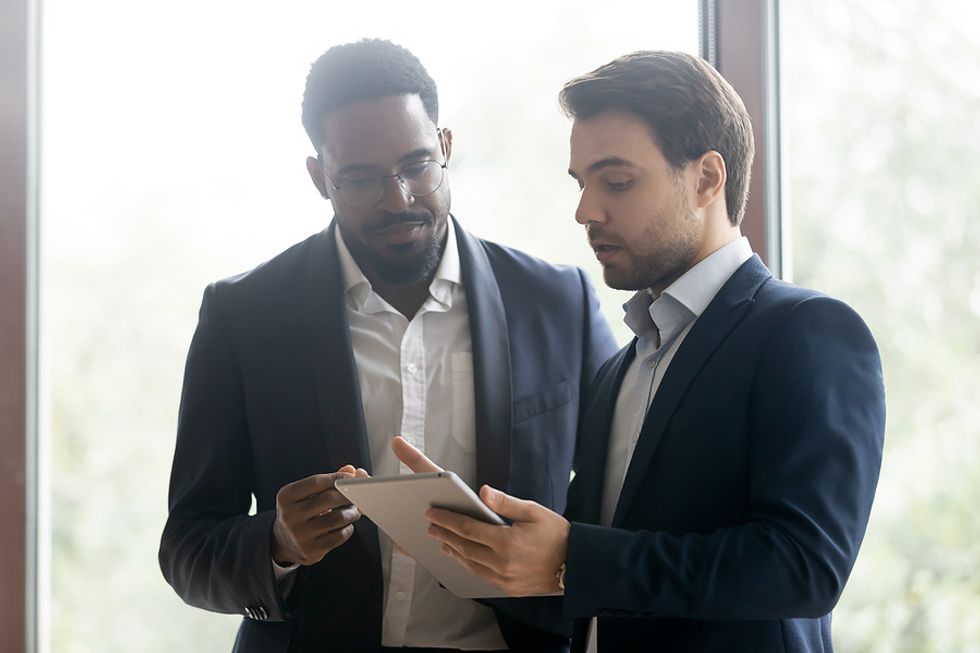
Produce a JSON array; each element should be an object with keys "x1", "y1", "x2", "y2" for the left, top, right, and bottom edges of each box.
[
  {"x1": 159, "y1": 283, "x2": 290, "y2": 621},
  {"x1": 562, "y1": 296, "x2": 886, "y2": 621},
  {"x1": 576, "y1": 268, "x2": 619, "y2": 420}
]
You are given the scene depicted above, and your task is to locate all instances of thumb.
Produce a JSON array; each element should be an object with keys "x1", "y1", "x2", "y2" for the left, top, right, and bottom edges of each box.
[
  {"x1": 480, "y1": 485, "x2": 538, "y2": 521},
  {"x1": 336, "y1": 464, "x2": 356, "y2": 475},
  {"x1": 392, "y1": 435, "x2": 443, "y2": 473}
]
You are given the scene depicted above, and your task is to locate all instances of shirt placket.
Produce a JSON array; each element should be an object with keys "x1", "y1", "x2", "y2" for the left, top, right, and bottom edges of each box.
[{"x1": 382, "y1": 309, "x2": 428, "y2": 644}]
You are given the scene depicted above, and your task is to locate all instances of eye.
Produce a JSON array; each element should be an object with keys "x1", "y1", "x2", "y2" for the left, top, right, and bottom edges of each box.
[
  {"x1": 605, "y1": 177, "x2": 633, "y2": 192},
  {"x1": 344, "y1": 176, "x2": 379, "y2": 191},
  {"x1": 400, "y1": 161, "x2": 432, "y2": 180}
]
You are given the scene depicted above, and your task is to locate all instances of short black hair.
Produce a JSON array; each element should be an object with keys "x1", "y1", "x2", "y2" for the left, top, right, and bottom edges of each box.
[
  {"x1": 560, "y1": 51, "x2": 754, "y2": 226},
  {"x1": 301, "y1": 39, "x2": 439, "y2": 153}
]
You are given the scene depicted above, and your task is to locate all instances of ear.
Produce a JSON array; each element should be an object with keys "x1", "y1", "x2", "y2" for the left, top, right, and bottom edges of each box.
[
  {"x1": 306, "y1": 155, "x2": 330, "y2": 199},
  {"x1": 439, "y1": 128, "x2": 454, "y2": 165},
  {"x1": 693, "y1": 150, "x2": 726, "y2": 211}
]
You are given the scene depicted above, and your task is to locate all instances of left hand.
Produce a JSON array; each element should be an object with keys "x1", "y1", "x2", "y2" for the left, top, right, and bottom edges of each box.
[{"x1": 426, "y1": 485, "x2": 570, "y2": 597}]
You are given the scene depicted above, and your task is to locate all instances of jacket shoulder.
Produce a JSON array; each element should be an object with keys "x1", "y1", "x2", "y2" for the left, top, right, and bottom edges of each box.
[
  {"x1": 478, "y1": 237, "x2": 587, "y2": 294},
  {"x1": 207, "y1": 231, "x2": 324, "y2": 309}
]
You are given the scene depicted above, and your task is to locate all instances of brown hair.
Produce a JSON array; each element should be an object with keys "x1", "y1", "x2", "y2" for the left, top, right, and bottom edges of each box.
[{"x1": 559, "y1": 51, "x2": 754, "y2": 226}]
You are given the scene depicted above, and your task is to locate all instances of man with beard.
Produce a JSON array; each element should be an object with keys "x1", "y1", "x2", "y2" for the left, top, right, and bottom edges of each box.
[
  {"x1": 159, "y1": 39, "x2": 617, "y2": 653},
  {"x1": 403, "y1": 51, "x2": 886, "y2": 652}
]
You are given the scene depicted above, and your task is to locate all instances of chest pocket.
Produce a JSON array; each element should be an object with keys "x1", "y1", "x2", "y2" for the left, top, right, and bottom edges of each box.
[
  {"x1": 513, "y1": 379, "x2": 571, "y2": 424},
  {"x1": 450, "y1": 352, "x2": 477, "y2": 452}
]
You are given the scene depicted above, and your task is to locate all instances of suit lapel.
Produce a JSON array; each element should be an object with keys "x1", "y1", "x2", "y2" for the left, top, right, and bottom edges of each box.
[
  {"x1": 572, "y1": 342, "x2": 636, "y2": 524},
  {"x1": 304, "y1": 222, "x2": 373, "y2": 473},
  {"x1": 453, "y1": 219, "x2": 513, "y2": 492},
  {"x1": 611, "y1": 256, "x2": 772, "y2": 526}
]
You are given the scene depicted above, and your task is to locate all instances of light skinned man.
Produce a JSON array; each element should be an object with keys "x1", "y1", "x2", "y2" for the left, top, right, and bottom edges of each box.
[{"x1": 397, "y1": 51, "x2": 886, "y2": 652}]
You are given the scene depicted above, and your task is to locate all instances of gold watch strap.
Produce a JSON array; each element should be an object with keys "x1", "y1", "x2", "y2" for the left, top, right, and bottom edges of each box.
[{"x1": 555, "y1": 562, "x2": 567, "y2": 590}]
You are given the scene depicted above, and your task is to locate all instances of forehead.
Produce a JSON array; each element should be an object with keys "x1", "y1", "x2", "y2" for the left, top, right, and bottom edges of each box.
[
  {"x1": 568, "y1": 110, "x2": 666, "y2": 172},
  {"x1": 319, "y1": 94, "x2": 438, "y2": 168}
]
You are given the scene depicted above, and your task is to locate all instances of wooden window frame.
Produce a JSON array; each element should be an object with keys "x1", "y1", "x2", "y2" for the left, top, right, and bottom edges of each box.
[
  {"x1": 701, "y1": 0, "x2": 782, "y2": 275},
  {"x1": 1, "y1": 0, "x2": 38, "y2": 649}
]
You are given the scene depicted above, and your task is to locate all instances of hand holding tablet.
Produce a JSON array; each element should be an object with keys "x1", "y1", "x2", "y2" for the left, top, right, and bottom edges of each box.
[{"x1": 335, "y1": 470, "x2": 509, "y2": 598}]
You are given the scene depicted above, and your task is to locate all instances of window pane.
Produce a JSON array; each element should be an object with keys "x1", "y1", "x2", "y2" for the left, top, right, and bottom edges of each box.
[
  {"x1": 40, "y1": 2, "x2": 697, "y2": 650},
  {"x1": 780, "y1": 2, "x2": 980, "y2": 651}
]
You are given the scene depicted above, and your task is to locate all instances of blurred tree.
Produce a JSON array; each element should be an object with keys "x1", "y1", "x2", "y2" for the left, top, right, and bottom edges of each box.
[{"x1": 782, "y1": 1, "x2": 980, "y2": 651}]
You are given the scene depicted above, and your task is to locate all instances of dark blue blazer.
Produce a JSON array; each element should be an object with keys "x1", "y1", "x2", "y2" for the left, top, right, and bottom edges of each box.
[
  {"x1": 562, "y1": 256, "x2": 885, "y2": 652},
  {"x1": 159, "y1": 218, "x2": 618, "y2": 653}
]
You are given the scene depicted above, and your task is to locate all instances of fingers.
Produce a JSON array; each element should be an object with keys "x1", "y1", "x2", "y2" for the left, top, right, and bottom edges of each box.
[
  {"x1": 480, "y1": 485, "x2": 540, "y2": 521},
  {"x1": 314, "y1": 504, "x2": 361, "y2": 532},
  {"x1": 315, "y1": 522, "x2": 356, "y2": 553},
  {"x1": 302, "y1": 488, "x2": 356, "y2": 519},
  {"x1": 427, "y1": 522, "x2": 498, "y2": 568},
  {"x1": 392, "y1": 435, "x2": 443, "y2": 473},
  {"x1": 439, "y1": 541, "x2": 507, "y2": 587},
  {"x1": 426, "y1": 507, "x2": 500, "y2": 548},
  {"x1": 278, "y1": 471, "x2": 355, "y2": 503}
]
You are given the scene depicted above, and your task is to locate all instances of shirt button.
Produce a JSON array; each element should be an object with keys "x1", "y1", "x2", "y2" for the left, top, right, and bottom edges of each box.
[
  {"x1": 395, "y1": 590, "x2": 406, "y2": 601},
  {"x1": 407, "y1": 364, "x2": 418, "y2": 375},
  {"x1": 631, "y1": 431, "x2": 640, "y2": 443}
]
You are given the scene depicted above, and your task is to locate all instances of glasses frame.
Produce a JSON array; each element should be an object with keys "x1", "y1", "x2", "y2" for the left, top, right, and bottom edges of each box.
[{"x1": 321, "y1": 128, "x2": 450, "y2": 208}]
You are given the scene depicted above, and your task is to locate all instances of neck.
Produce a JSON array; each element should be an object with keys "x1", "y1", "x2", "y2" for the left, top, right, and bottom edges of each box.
[
  {"x1": 355, "y1": 224, "x2": 449, "y2": 319},
  {"x1": 369, "y1": 273, "x2": 434, "y2": 319},
  {"x1": 647, "y1": 225, "x2": 742, "y2": 298}
]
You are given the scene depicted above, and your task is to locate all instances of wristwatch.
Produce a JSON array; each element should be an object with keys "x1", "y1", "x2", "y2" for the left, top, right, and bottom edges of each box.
[{"x1": 555, "y1": 562, "x2": 567, "y2": 591}]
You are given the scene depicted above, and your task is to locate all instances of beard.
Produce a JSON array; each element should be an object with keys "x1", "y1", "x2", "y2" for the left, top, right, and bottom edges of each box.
[
  {"x1": 599, "y1": 201, "x2": 701, "y2": 293},
  {"x1": 373, "y1": 228, "x2": 442, "y2": 284},
  {"x1": 339, "y1": 210, "x2": 446, "y2": 285}
]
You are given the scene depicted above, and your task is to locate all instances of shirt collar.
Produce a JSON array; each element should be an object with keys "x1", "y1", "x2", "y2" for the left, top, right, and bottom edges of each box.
[
  {"x1": 663, "y1": 236, "x2": 753, "y2": 317},
  {"x1": 622, "y1": 237, "x2": 754, "y2": 343},
  {"x1": 334, "y1": 220, "x2": 462, "y2": 314}
]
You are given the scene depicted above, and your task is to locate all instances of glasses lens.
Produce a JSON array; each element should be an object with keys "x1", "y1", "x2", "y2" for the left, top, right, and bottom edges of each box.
[
  {"x1": 337, "y1": 161, "x2": 446, "y2": 207},
  {"x1": 403, "y1": 161, "x2": 445, "y2": 197},
  {"x1": 339, "y1": 176, "x2": 383, "y2": 207}
]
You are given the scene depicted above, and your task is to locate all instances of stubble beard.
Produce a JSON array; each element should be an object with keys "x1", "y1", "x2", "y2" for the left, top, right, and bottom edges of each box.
[
  {"x1": 338, "y1": 207, "x2": 449, "y2": 286},
  {"x1": 604, "y1": 206, "x2": 701, "y2": 293}
]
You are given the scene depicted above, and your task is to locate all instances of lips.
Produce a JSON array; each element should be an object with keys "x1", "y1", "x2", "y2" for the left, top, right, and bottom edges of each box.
[
  {"x1": 371, "y1": 219, "x2": 430, "y2": 245},
  {"x1": 589, "y1": 236, "x2": 623, "y2": 265},
  {"x1": 593, "y1": 244, "x2": 622, "y2": 264}
]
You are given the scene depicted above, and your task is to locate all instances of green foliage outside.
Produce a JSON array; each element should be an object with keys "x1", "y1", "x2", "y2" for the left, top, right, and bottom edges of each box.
[
  {"x1": 43, "y1": 1, "x2": 979, "y2": 651},
  {"x1": 782, "y1": 2, "x2": 980, "y2": 651}
]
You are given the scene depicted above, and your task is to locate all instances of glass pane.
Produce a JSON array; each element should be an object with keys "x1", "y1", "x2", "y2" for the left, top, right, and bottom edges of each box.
[
  {"x1": 780, "y1": 2, "x2": 980, "y2": 651},
  {"x1": 40, "y1": 2, "x2": 698, "y2": 650}
]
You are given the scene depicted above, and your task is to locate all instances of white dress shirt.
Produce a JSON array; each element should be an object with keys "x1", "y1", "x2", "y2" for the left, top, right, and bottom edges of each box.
[
  {"x1": 587, "y1": 237, "x2": 753, "y2": 652},
  {"x1": 276, "y1": 224, "x2": 506, "y2": 650}
]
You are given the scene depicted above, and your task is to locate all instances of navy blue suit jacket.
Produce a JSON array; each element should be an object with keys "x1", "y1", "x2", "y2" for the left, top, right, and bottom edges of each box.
[
  {"x1": 562, "y1": 256, "x2": 885, "y2": 652},
  {"x1": 159, "y1": 218, "x2": 618, "y2": 653}
]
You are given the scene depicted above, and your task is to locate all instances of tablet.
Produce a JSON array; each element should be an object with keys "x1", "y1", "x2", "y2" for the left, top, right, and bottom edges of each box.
[{"x1": 335, "y1": 471, "x2": 509, "y2": 599}]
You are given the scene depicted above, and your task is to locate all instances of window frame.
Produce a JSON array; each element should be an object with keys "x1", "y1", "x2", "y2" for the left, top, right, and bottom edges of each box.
[
  {"x1": 1, "y1": 0, "x2": 39, "y2": 649},
  {"x1": 701, "y1": 0, "x2": 782, "y2": 275}
]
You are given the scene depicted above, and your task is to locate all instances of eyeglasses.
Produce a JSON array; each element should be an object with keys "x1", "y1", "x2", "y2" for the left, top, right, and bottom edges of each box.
[{"x1": 325, "y1": 159, "x2": 449, "y2": 208}]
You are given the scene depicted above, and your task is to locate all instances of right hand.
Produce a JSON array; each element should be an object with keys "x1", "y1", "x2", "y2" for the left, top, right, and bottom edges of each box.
[
  {"x1": 391, "y1": 435, "x2": 443, "y2": 473},
  {"x1": 272, "y1": 464, "x2": 368, "y2": 566}
]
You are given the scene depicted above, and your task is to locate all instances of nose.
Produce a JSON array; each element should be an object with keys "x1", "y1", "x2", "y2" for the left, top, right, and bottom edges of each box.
[
  {"x1": 377, "y1": 175, "x2": 414, "y2": 213},
  {"x1": 574, "y1": 187, "x2": 605, "y2": 226}
]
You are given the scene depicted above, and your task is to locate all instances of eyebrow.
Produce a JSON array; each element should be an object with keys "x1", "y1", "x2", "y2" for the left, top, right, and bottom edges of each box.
[
  {"x1": 567, "y1": 156, "x2": 637, "y2": 180},
  {"x1": 336, "y1": 147, "x2": 439, "y2": 177}
]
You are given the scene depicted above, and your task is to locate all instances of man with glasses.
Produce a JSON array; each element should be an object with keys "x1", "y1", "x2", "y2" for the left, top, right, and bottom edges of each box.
[{"x1": 159, "y1": 39, "x2": 617, "y2": 653}]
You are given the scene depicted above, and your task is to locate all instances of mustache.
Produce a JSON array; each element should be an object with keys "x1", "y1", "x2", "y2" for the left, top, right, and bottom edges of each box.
[
  {"x1": 586, "y1": 226, "x2": 623, "y2": 248},
  {"x1": 369, "y1": 210, "x2": 434, "y2": 231}
]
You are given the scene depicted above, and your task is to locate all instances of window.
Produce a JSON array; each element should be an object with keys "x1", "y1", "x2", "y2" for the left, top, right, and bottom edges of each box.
[
  {"x1": 39, "y1": 2, "x2": 698, "y2": 649},
  {"x1": 780, "y1": 2, "x2": 980, "y2": 650}
]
